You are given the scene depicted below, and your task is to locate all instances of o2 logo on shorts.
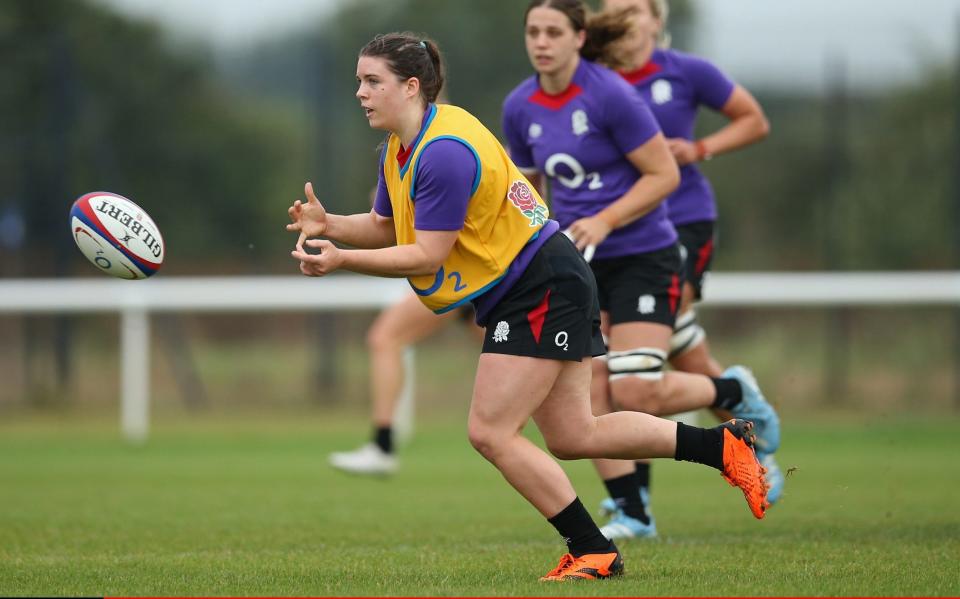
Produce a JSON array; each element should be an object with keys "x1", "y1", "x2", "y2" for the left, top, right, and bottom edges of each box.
[{"x1": 555, "y1": 331, "x2": 569, "y2": 351}]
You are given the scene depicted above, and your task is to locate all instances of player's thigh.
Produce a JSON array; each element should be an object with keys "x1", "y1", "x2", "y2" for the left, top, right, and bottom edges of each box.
[
  {"x1": 471, "y1": 353, "x2": 565, "y2": 435},
  {"x1": 532, "y1": 357, "x2": 596, "y2": 444},
  {"x1": 608, "y1": 321, "x2": 672, "y2": 354}
]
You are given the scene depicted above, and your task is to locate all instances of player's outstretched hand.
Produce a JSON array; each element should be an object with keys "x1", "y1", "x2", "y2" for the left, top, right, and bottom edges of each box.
[
  {"x1": 287, "y1": 182, "x2": 328, "y2": 250},
  {"x1": 292, "y1": 238, "x2": 342, "y2": 277}
]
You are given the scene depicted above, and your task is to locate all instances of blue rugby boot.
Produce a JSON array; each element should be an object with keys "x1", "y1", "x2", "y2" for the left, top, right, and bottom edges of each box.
[
  {"x1": 761, "y1": 453, "x2": 785, "y2": 504},
  {"x1": 722, "y1": 365, "x2": 781, "y2": 456},
  {"x1": 599, "y1": 509, "x2": 658, "y2": 540}
]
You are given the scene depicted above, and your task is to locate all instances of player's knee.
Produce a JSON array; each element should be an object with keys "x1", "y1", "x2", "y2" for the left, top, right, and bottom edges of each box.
[
  {"x1": 606, "y1": 347, "x2": 667, "y2": 414},
  {"x1": 366, "y1": 322, "x2": 400, "y2": 352},
  {"x1": 541, "y1": 430, "x2": 585, "y2": 460},
  {"x1": 466, "y1": 417, "x2": 504, "y2": 462},
  {"x1": 611, "y1": 376, "x2": 668, "y2": 414}
]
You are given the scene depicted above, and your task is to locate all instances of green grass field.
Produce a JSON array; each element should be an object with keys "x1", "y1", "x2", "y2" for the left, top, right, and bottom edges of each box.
[{"x1": 1, "y1": 413, "x2": 958, "y2": 597}]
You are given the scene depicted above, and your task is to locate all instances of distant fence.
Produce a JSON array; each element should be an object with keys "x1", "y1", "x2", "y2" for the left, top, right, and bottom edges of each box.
[{"x1": 1, "y1": 272, "x2": 957, "y2": 441}]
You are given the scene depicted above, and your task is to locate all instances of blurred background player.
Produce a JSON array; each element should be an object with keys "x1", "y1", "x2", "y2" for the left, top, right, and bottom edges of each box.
[
  {"x1": 328, "y1": 293, "x2": 481, "y2": 475},
  {"x1": 289, "y1": 30, "x2": 769, "y2": 581},
  {"x1": 589, "y1": 0, "x2": 784, "y2": 539},
  {"x1": 502, "y1": 0, "x2": 781, "y2": 542}
]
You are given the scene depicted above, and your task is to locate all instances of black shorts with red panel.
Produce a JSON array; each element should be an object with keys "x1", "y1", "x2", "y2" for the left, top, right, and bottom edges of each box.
[
  {"x1": 590, "y1": 243, "x2": 684, "y2": 328},
  {"x1": 675, "y1": 220, "x2": 716, "y2": 301},
  {"x1": 481, "y1": 232, "x2": 605, "y2": 361}
]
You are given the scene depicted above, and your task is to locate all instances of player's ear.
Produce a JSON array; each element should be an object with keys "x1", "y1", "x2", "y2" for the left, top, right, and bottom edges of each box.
[
  {"x1": 575, "y1": 28, "x2": 586, "y2": 50},
  {"x1": 405, "y1": 76, "x2": 421, "y2": 101}
]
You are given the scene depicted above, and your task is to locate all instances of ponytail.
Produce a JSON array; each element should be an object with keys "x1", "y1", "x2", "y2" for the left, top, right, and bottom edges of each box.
[{"x1": 581, "y1": 7, "x2": 637, "y2": 69}]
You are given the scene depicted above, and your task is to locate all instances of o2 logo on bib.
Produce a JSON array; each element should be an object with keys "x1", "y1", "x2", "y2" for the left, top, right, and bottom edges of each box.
[{"x1": 545, "y1": 153, "x2": 603, "y2": 191}]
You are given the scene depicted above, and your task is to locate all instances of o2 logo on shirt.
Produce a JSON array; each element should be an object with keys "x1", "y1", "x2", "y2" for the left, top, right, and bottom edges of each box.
[
  {"x1": 544, "y1": 153, "x2": 603, "y2": 191},
  {"x1": 651, "y1": 79, "x2": 673, "y2": 105}
]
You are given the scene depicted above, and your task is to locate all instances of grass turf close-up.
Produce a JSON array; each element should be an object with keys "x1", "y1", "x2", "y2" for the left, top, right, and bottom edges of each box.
[{"x1": 0, "y1": 414, "x2": 958, "y2": 596}]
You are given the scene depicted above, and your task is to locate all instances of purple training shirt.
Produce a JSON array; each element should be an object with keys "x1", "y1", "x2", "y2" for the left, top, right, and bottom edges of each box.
[
  {"x1": 621, "y1": 48, "x2": 735, "y2": 226},
  {"x1": 374, "y1": 138, "x2": 477, "y2": 231},
  {"x1": 502, "y1": 58, "x2": 677, "y2": 260}
]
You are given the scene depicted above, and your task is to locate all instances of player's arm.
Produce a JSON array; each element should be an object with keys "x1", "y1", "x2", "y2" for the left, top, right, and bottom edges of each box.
[
  {"x1": 293, "y1": 230, "x2": 457, "y2": 278},
  {"x1": 324, "y1": 210, "x2": 397, "y2": 249},
  {"x1": 670, "y1": 86, "x2": 769, "y2": 164},
  {"x1": 600, "y1": 132, "x2": 679, "y2": 226},
  {"x1": 294, "y1": 139, "x2": 474, "y2": 279},
  {"x1": 567, "y1": 132, "x2": 679, "y2": 250},
  {"x1": 287, "y1": 182, "x2": 397, "y2": 249},
  {"x1": 668, "y1": 56, "x2": 770, "y2": 165},
  {"x1": 696, "y1": 85, "x2": 770, "y2": 159}
]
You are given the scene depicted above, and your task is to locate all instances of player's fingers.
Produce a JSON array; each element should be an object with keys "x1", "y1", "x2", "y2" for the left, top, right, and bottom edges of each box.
[
  {"x1": 305, "y1": 181, "x2": 318, "y2": 204},
  {"x1": 292, "y1": 248, "x2": 318, "y2": 263},
  {"x1": 296, "y1": 232, "x2": 306, "y2": 252}
]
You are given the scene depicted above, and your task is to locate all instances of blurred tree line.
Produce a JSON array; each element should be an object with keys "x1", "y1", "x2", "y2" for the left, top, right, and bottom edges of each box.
[
  {"x1": 1, "y1": 0, "x2": 955, "y2": 277},
  {"x1": 0, "y1": 0, "x2": 302, "y2": 277}
]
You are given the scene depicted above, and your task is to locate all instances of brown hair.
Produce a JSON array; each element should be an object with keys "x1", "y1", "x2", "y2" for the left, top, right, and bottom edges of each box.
[
  {"x1": 359, "y1": 32, "x2": 445, "y2": 104},
  {"x1": 525, "y1": 0, "x2": 637, "y2": 69}
]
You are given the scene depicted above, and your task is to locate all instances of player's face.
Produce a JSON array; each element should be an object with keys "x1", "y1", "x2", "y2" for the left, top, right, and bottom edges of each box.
[
  {"x1": 524, "y1": 7, "x2": 585, "y2": 77},
  {"x1": 355, "y1": 56, "x2": 408, "y2": 131},
  {"x1": 604, "y1": 0, "x2": 661, "y2": 59}
]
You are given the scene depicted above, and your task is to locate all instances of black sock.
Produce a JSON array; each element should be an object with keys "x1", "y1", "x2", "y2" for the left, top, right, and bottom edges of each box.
[
  {"x1": 634, "y1": 462, "x2": 651, "y2": 491},
  {"x1": 603, "y1": 472, "x2": 650, "y2": 525},
  {"x1": 710, "y1": 377, "x2": 743, "y2": 410},
  {"x1": 373, "y1": 426, "x2": 393, "y2": 454},
  {"x1": 674, "y1": 422, "x2": 723, "y2": 471},
  {"x1": 547, "y1": 497, "x2": 615, "y2": 557}
]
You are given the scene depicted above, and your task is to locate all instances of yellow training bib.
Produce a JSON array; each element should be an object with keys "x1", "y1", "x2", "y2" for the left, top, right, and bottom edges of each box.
[{"x1": 382, "y1": 104, "x2": 548, "y2": 313}]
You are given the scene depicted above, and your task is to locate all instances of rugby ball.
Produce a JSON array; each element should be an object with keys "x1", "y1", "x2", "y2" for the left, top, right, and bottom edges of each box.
[{"x1": 69, "y1": 191, "x2": 164, "y2": 279}]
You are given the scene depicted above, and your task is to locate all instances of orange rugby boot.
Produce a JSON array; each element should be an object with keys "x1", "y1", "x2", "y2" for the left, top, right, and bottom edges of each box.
[
  {"x1": 719, "y1": 419, "x2": 770, "y2": 519},
  {"x1": 540, "y1": 550, "x2": 624, "y2": 581}
]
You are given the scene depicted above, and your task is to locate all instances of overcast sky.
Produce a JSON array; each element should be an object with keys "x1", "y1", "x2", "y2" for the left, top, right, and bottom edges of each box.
[{"x1": 94, "y1": 0, "x2": 959, "y2": 92}]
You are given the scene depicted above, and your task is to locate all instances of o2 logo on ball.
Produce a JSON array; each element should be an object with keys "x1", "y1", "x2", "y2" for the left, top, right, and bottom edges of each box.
[{"x1": 69, "y1": 191, "x2": 165, "y2": 280}]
